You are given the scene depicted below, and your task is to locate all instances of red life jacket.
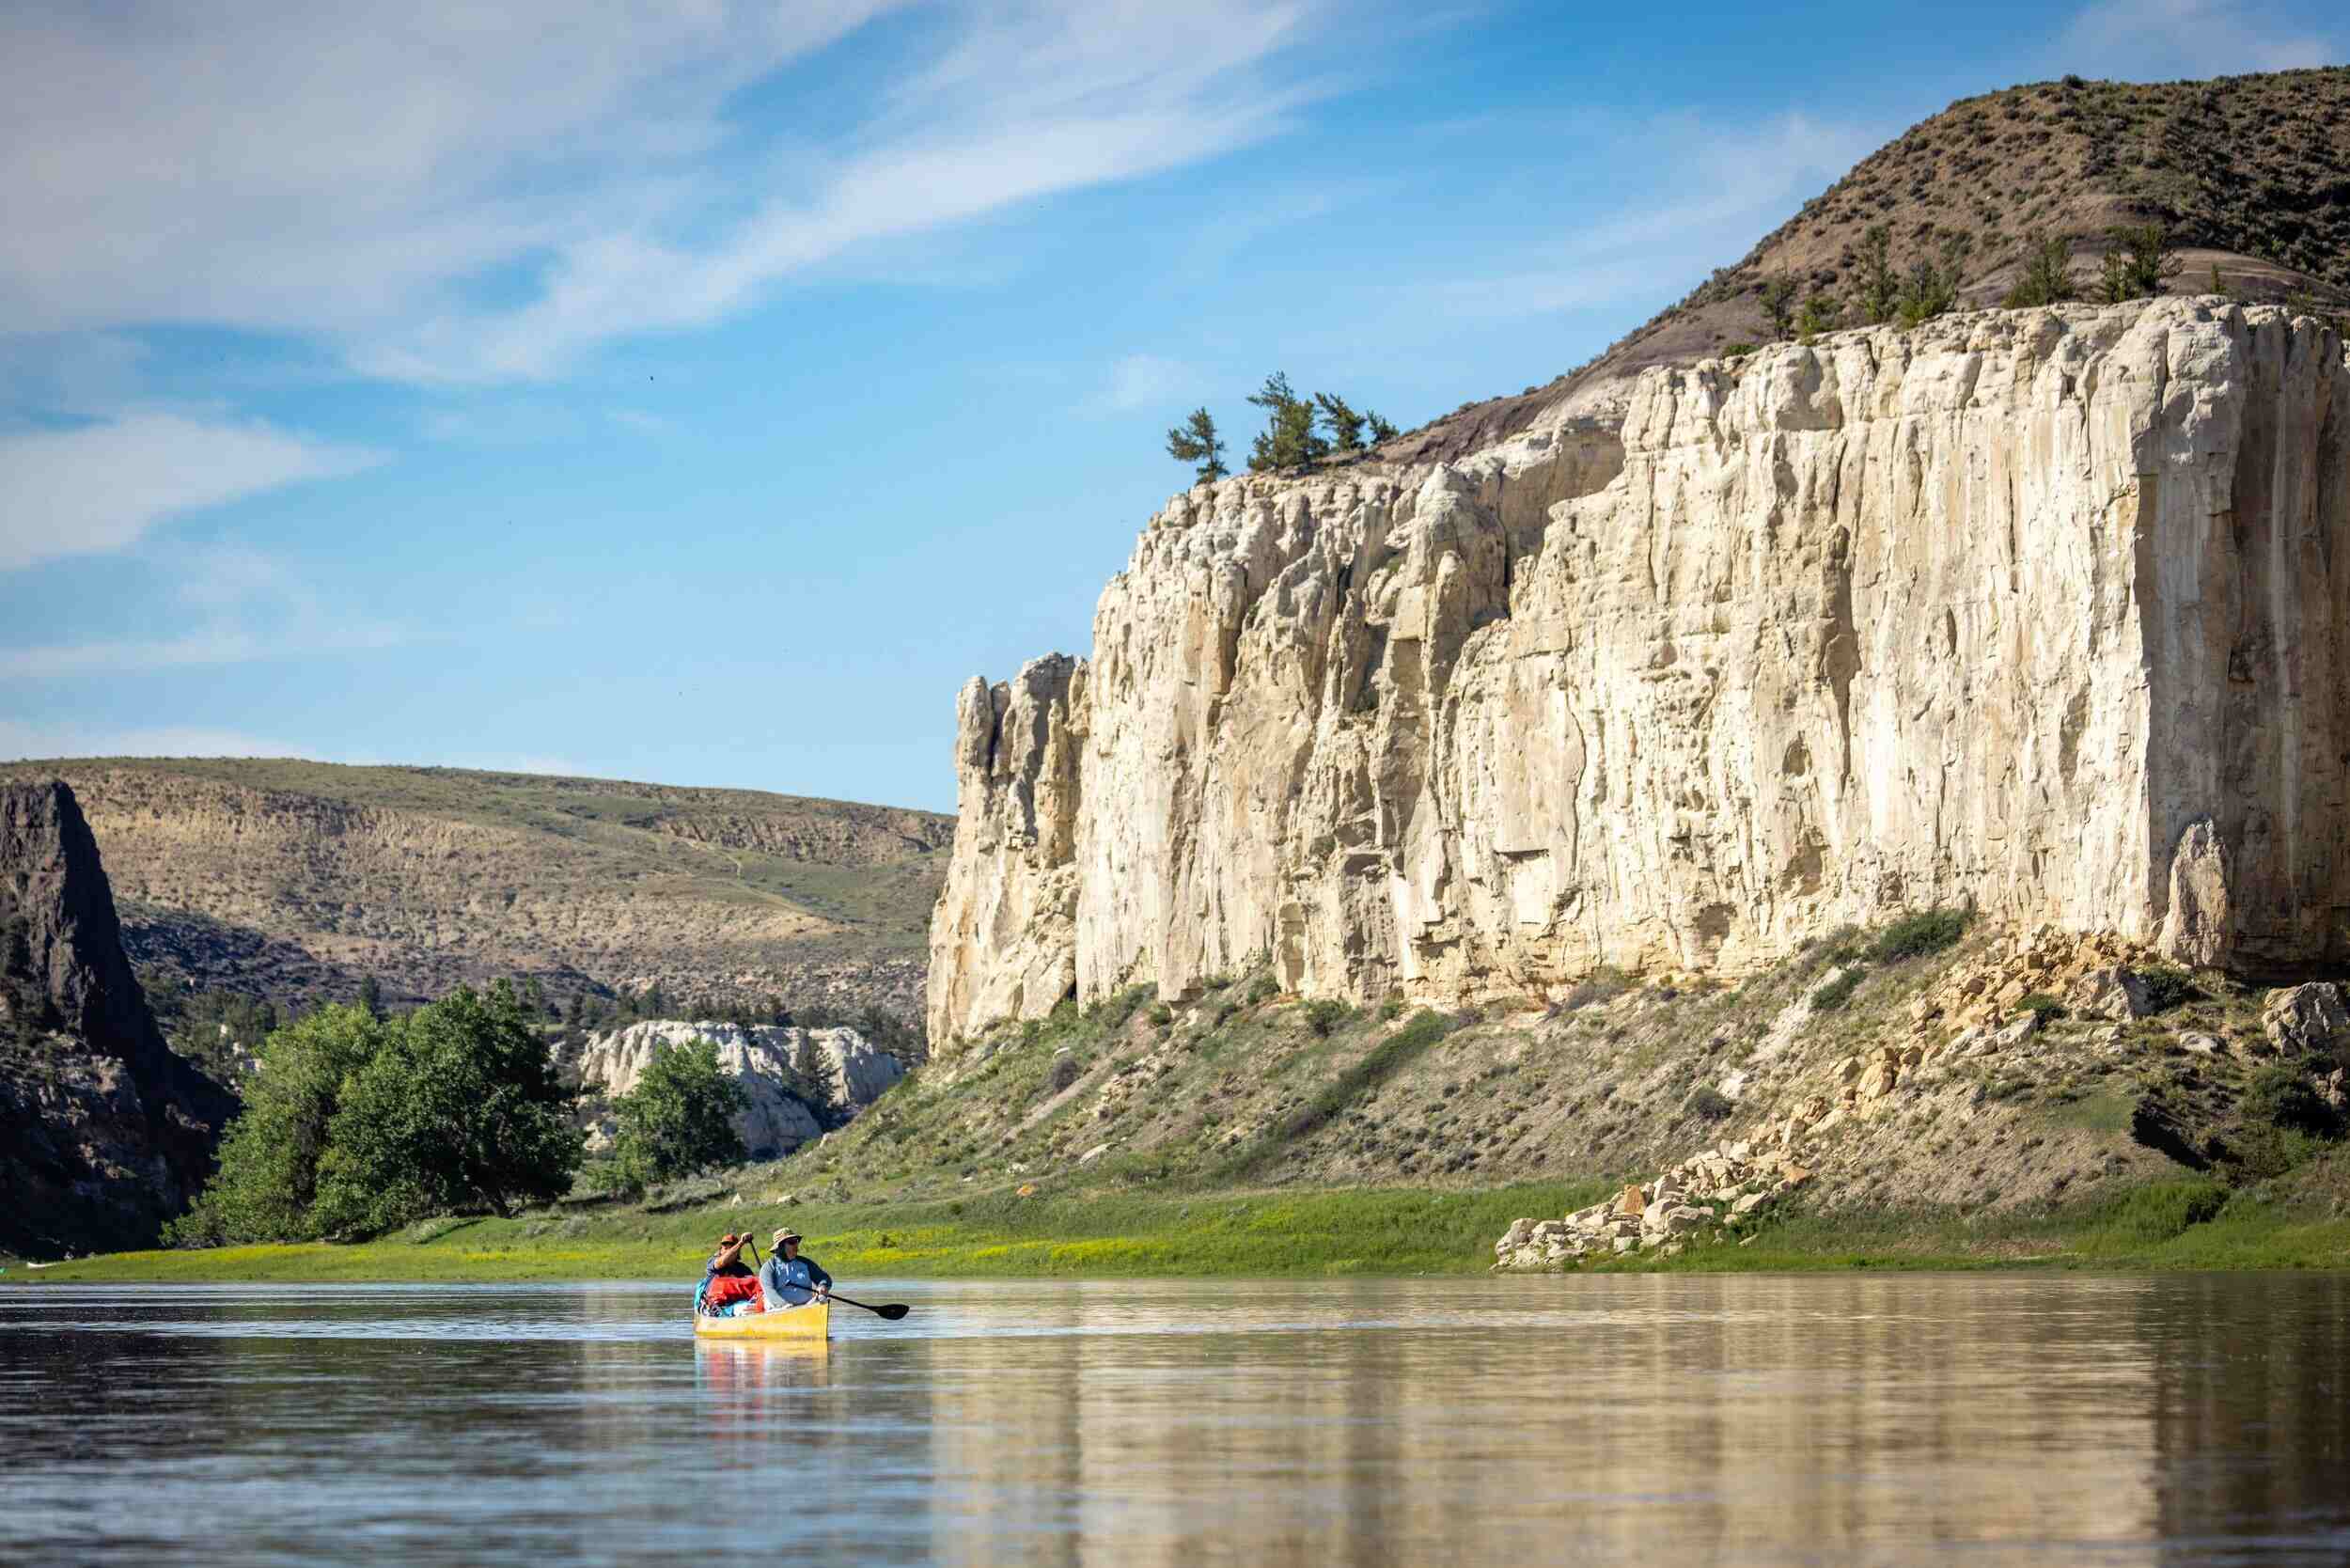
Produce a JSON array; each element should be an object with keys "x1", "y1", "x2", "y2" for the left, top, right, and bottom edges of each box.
[{"x1": 703, "y1": 1273, "x2": 762, "y2": 1313}]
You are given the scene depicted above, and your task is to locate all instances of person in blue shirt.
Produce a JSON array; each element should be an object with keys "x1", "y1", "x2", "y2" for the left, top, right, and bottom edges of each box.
[{"x1": 760, "y1": 1227, "x2": 833, "y2": 1310}]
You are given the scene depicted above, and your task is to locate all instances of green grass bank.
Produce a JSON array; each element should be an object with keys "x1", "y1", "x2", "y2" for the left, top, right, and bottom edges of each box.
[{"x1": 15, "y1": 1172, "x2": 2347, "y2": 1286}]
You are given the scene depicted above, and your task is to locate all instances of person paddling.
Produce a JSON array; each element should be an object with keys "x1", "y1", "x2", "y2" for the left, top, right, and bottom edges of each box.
[
  {"x1": 699, "y1": 1231, "x2": 764, "y2": 1317},
  {"x1": 760, "y1": 1228, "x2": 832, "y2": 1310}
]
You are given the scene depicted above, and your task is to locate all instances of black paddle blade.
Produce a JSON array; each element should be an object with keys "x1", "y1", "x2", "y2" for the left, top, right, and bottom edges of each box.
[{"x1": 875, "y1": 1304, "x2": 910, "y2": 1321}]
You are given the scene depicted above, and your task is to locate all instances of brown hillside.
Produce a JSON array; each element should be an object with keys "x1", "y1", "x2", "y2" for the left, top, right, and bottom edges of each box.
[
  {"x1": 0, "y1": 759, "x2": 953, "y2": 1030},
  {"x1": 1386, "y1": 66, "x2": 2350, "y2": 463}
]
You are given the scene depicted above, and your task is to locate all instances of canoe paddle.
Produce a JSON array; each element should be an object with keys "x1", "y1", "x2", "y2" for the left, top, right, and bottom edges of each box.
[{"x1": 748, "y1": 1232, "x2": 910, "y2": 1321}]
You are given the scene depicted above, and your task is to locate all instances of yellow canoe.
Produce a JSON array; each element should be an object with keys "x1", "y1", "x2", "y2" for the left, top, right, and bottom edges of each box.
[{"x1": 693, "y1": 1299, "x2": 831, "y2": 1340}]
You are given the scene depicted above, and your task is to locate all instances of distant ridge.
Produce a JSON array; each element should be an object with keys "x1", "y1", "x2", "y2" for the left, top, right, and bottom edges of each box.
[{"x1": 0, "y1": 758, "x2": 953, "y2": 1028}]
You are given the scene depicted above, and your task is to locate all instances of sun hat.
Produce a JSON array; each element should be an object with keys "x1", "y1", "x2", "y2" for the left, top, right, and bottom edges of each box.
[{"x1": 773, "y1": 1228, "x2": 802, "y2": 1246}]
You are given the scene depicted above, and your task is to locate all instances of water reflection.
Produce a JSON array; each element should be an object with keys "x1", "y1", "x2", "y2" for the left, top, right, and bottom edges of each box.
[{"x1": 2, "y1": 1275, "x2": 2345, "y2": 1565}]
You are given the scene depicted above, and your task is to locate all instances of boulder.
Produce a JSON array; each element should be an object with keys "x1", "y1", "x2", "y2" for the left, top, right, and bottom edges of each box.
[
  {"x1": 2067, "y1": 967, "x2": 2152, "y2": 1022},
  {"x1": 2262, "y1": 984, "x2": 2350, "y2": 1062}
]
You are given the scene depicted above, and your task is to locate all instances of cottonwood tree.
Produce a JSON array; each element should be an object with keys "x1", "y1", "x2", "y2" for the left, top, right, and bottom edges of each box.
[
  {"x1": 166, "y1": 1004, "x2": 384, "y2": 1245},
  {"x1": 609, "y1": 1037, "x2": 748, "y2": 1194},
  {"x1": 1165, "y1": 407, "x2": 1229, "y2": 482},
  {"x1": 305, "y1": 985, "x2": 584, "y2": 1237}
]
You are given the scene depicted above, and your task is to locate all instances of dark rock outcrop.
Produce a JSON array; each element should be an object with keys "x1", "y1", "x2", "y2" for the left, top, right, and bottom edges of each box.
[{"x1": 0, "y1": 781, "x2": 234, "y2": 1258}]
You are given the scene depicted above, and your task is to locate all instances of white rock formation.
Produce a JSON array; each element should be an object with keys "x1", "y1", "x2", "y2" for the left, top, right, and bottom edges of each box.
[
  {"x1": 575, "y1": 1020, "x2": 904, "y2": 1158},
  {"x1": 930, "y1": 300, "x2": 2350, "y2": 1043}
]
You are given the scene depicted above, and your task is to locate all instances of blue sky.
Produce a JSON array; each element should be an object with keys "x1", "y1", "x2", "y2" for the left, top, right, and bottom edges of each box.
[{"x1": 4, "y1": 0, "x2": 2344, "y2": 811}]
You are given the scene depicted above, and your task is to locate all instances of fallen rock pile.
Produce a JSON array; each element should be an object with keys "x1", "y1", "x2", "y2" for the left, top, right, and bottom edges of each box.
[{"x1": 1494, "y1": 1141, "x2": 1814, "y2": 1269}]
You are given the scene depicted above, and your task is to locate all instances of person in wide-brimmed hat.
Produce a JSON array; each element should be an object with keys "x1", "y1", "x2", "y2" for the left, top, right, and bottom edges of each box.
[{"x1": 759, "y1": 1226, "x2": 832, "y2": 1310}]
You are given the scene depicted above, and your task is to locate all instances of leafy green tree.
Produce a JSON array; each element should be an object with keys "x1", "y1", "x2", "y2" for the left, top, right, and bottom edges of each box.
[
  {"x1": 307, "y1": 986, "x2": 583, "y2": 1237},
  {"x1": 1246, "y1": 372, "x2": 1327, "y2": 472},
  {"x1": 166, "y1": 1005, "x2": 384, "y2": 1245},
  {"x1": 2101, "y1": 221, "x2": 2183, "y2": 303},
  {"x1": 2004, "y1": 235, "x2": 2079, "y2": 307},
  {"x1": 1759, "y1": 276, "x2": 1800, "y2": 340},
  {"x1": 609, "y1": 1038, "x2": 749, "y2": 1193},
  {"x1": 1165, "y1": 407, "x2": 1229, "y2": 483},
  {"x1": 1856, "y1": 225, "x2": 1901, "y2": 325},
  {"x1": 1367, "y1": 412, "x2": 1399, "y2": 445},
  {"x1": 1313, "y1": 392, "x2": 1367, "y2": 453}
]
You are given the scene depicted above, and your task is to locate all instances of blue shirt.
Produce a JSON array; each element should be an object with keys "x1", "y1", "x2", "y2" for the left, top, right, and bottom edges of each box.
[{"x1": 760, "y1": 1252, "x2": 832, "y2": 1309}]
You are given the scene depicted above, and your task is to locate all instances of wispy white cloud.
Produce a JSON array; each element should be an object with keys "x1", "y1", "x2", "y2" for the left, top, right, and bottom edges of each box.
[
  {"x1": 2054, "y1": 0, "x2": 2340, "y2": 80},
  {"x1": 3, "y1": 2, "x2": 1354, "y2": 386},
  {"x1": 0, "y1": 414, "x2": 383, "y2": 572},
  {"x1": 0, "y1": 542, "x2": 405, "y2": 677}
]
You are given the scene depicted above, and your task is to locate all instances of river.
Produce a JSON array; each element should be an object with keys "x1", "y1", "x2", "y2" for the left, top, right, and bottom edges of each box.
[{"x1": 3, "y1": 1275, "x2": 2345, "y2": 1564}]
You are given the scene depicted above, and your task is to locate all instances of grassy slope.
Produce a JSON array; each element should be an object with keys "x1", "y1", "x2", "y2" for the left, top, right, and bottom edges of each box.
[{"x1": 24, "y1": 924, "x2": 2350, "y2": 1284}]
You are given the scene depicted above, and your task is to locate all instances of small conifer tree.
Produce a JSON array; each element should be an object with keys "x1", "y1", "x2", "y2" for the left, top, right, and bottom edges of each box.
[
  {"x1": 1760, "y1": 276, "x2": 1800, "y2": 340},
  {"x1": 2004, "y1": 235, "x2": 2078, "y2": 307},
  {"x1": 1246, "y1": 372, "x2": 1327, "y2": 472},
  {"x1": 1856, "y1": 225, "x2": 1901, "y2": 324},
  {"x1": 1165, "y1": 407, "x2": 1229, "y2": 483},
  {"x1": 2100, "y1": 221, "x2": 2183, "y2": 303},
  {"x1": 1795, "y1": 291, "x2": 1842, "y2": 342},
  {"x1": 1313, "y1": 392, "x2": 1367, "y2": 453},
  {"x1": 1366, "y1": 412, "x2": 1399, "y2": 445}
]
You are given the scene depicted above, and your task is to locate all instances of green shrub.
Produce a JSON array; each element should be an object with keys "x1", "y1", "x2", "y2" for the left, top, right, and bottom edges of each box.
[
  {"x1": 1377, "y1": 996, "x2": 1405, "y2": 1022},
  {"x1": 2135, "y1": 965, "x2": 2197, "y2": 1012},
  {"x1": 2094, "y1": 1178, "x2": 2229, "y2": 1245},
  {"x1": 1810, "y1": 968, "x2": 1864, "y2": 1012},
  {"x1": 1301, "y1": 998, "x2": 1350, "y2": 1037},
  {"x1": 1685, "y1": 1086, "x2": 1735, "y2": 1121},
  {"x1": 2018, "y1": 992, "x2": 2068, "y2": 1020},
  {"x1": 1561, "y1": 966, "x2": 1636, "y2": 1011},
  {"x1": 1721, "y1": 341, "x2": 1758, "y2": 359},
  {"x1": 1246, "y1": 976, "x2": 1279, "y2": 1005},
  {"x1": 1147, "y1": 1004, "x2": 1173, "y2": 1027},
  {"x1": 1869, "y1": 907, "x2": 1971, "y2": 962}
]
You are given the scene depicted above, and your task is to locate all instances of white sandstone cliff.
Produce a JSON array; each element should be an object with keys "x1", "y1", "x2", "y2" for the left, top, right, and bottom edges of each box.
[
  {"x1": 575, "y1": 1020, "x2": 905, "y2": 1157},
  {"x1": 930, "y1": 300, "x2": 2350, "y2": 1043}
]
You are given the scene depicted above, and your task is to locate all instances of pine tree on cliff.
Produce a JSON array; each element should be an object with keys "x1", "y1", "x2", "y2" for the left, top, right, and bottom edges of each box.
[
  {"x1": 1246, "y1": 372, "x2": 1327, "y2": 472},
  {"x1": 1367, "y1": 411, "x2": 1399, "y2": 445},
  {"x1": 1165, "y1": 407, "x2": 1229, "y2": 482},
  {"x1": 1313, "y1": 392, "x2": 1366, "y2": 453}
]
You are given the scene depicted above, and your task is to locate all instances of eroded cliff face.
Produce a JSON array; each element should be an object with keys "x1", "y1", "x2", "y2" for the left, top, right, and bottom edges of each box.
[
  {"x1": 0, "y1": 782, "x2": 234, "y2": 1256},
  {"x1": 930, "y1": 300, "x2": 2350, "y2": 1043}
]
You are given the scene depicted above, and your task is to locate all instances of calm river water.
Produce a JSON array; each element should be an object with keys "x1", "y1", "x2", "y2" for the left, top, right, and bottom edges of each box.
[{"x1": 3, "y1": 1275, "x2": 2346, "y2": 1565}]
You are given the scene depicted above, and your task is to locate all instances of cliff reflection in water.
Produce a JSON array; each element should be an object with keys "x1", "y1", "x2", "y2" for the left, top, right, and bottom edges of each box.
[{"x1": 4, "y1": 1275, "x2": 2345, "y2": 1565}]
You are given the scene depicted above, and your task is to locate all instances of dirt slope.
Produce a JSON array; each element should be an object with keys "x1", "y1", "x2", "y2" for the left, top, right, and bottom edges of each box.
[{"x1": 0, "y1": 759, "x2": 952, "y2": 1027}]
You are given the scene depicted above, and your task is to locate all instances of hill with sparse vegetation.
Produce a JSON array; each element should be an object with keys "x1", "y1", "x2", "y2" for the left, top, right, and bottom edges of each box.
[
  {"x1": 1384, "y1": 66, "x2": 2350, "y2": 463},
  {"x1": 0, "y1": 759, "x2": 952, "y2": 1038}
]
